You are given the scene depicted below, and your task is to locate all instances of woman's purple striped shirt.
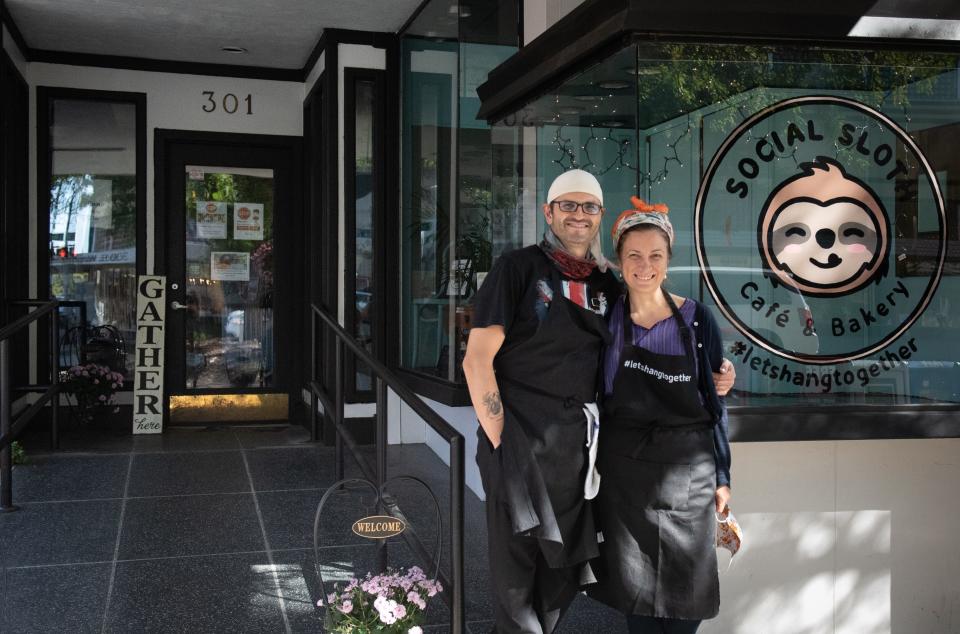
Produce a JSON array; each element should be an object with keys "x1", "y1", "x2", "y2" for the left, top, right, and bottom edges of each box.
[{"x1": 603, "y1": 294, "x2": 699, "y2": 397}]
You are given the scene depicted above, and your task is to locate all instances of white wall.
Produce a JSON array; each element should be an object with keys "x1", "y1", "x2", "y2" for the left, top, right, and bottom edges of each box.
[
  {"x1": 304, "y1": 50, "x2": 325, "y2": 97},
  {"x1": 524, "y1": 0, "x2": 586, "y2": 44},
  {"x1": 705, "y1": 438, "x2": 960, "y2": 634}
]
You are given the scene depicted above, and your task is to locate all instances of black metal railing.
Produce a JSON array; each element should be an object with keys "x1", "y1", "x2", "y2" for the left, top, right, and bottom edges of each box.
[
  {"x1": 1, "y1": 299, "x2": 62, "y2": 512},
  {"x1": 309, "y1": 303, "x2": 465, "y2": 633}
]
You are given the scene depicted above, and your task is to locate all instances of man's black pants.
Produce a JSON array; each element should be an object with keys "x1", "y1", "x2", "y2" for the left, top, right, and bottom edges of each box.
[{"x1": 485, "y1": 493, "x2": 579, "y2": 634}]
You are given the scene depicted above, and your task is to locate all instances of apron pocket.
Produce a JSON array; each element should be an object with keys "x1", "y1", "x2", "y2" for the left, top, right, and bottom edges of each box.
[{"x1": 607, "y1": 454, "x2": 692, "y2": 512}]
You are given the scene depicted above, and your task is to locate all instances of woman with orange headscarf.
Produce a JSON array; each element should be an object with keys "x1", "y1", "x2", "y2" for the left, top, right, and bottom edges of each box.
[{"x1": 589, "y1": 198, "x2": 733, "y2": 634}]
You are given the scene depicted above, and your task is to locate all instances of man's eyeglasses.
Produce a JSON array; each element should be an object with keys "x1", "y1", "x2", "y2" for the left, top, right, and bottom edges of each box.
[{"x1": 551, "y1": 200, "x2": 603, "y2": 215}]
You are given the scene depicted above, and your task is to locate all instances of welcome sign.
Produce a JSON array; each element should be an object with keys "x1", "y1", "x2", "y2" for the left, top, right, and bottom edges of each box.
[
  {"x1": 133, "y1": 276, "x2": 165, "y2": 434},
  {"x1": 695, "y1": 97, "x2": 946, "y2": 390}
]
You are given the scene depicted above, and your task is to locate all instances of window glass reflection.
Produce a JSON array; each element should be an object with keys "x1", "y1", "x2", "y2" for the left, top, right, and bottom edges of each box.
[
  {"x1": 400, "y1": 0, "x2": 522, "y2": 384},
  {"x1": 49, "y1": 99, "x2": 137, "y2": 379},
  {"x1": 524, "y1": 43, "x2": 960, "y2": 407},
  {"x1": 184, "y1": 167, "x2": 274, "y2": 389}
]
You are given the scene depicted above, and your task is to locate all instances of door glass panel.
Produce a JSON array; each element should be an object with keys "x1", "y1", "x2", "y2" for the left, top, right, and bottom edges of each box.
[
  {"x1": 354, "y1": 81, "x2": 375, "y2": 392},
  {"x1": 184, "y1": 166, "x2": 274, "y2": 389},
  {"x1": 48, "y1": 99, "x2": 138, "y2": 378}
]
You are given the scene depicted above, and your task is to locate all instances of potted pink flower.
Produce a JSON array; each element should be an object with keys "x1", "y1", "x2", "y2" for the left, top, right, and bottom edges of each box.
[
  {"x1": 61, "y1": 363, "x2": 124, "y2": 424},
  {"x1": 318, "y1": 566, "x2": 442, "y2": 633}
]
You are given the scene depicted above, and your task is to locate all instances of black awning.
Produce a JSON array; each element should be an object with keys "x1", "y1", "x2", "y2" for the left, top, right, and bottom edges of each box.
[{"x1": 476, "y1": 0, "x2": 960, "y2": 124}]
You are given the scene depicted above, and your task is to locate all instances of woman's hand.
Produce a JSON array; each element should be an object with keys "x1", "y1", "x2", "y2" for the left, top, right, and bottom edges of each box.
[
  {"x1": 715, "y1": 486, "x2": 731, "y2": 513},
  {"x1": 712, "y1": 358, "x2": 736, "y2": 396}
]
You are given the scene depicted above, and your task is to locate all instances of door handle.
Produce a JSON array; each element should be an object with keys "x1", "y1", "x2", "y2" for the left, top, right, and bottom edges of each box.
[{"x1": 170, "y1": 301, "x2": 189, "y2": 311}]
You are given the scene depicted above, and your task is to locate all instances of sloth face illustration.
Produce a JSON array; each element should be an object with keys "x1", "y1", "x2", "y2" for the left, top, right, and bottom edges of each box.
[{"x1": 759, "y1": 158, "x2": 889, "y2": 297}]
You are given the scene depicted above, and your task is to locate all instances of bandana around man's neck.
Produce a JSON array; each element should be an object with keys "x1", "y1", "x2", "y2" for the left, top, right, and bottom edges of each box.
[{"x1": 539, "y1": 230, "x2": 597, "y2": 281}]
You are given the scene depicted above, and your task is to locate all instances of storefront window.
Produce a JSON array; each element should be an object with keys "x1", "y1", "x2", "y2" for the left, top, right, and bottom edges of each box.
[
  {"x1": 400, "y1": 0, "x2": 520, "y2": 385},
  {"x1": 47, "y1": 97, "x2": 139, "y2": 379},
  {"x1": 516, "y1": 42, "x2": 960, "y2": 407}
]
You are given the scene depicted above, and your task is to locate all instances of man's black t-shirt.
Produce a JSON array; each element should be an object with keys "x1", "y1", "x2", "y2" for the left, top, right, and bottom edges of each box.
[{"x1": 472, "y1": 245, "x2": 621, "y2": 357}]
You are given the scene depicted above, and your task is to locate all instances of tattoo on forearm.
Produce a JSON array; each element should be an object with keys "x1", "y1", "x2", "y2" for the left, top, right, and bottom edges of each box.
[{"x1": 482, "y1": 391, "x2": 503, "y2": 418}]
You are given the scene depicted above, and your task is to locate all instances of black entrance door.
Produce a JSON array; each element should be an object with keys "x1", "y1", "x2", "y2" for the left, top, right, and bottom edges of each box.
[{"x1": 155, "y1": 131, "x2": 303, "y2": 424}]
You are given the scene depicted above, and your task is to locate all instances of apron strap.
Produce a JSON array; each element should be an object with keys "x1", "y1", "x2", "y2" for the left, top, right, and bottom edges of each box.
[{"x1": 662, "y1": 288, "x2": 696, "y2": 367}]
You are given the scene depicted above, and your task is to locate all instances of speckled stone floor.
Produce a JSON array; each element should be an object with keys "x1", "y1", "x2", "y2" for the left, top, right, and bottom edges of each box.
[{"x1": 1, "y1": 424, "x2": 624, "y2": 633}]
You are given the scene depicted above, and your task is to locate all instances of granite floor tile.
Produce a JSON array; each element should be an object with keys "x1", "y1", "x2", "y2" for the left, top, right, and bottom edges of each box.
[
  {"x1": 118, "y1": 494, "x2": 263, "y2": 559},
  {"x1": 244, "y1": 446, "x2": 337, "y2": 492},
  {"x1": 1, "y1": 563, "x2": 112, "y2": 633},
  {"x1": 104, "y1": 553, "x2": 286, "y2": 633},
  {"x1": 18, "y1": 424, "x2": 136, "y2": 456},
  {"x1": 0, "y1": 434, "x2": 628, "y2": 633},
  {"x1": 11, "y1": 454, "x2": 129, "y2": 502},
  {"x1": 234, "y1": 425, "x2": 312, "y2": 448},
  {"x1": 131, "y1": 426, "x2": 241, "y2": 453},
  {"x1": 258, "y1": 486, "x2": 381, "y2": 551},
  {"x1": 0, "y1": 500, "x2": 121, "y2": 567},
  {"x1": 127, "y1": 451, "x2": 249, "y2": 497}
]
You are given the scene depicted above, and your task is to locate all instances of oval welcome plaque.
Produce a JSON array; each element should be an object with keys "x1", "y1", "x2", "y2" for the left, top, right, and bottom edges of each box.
[{"x1": 351, "y1": 515, "x2": 407, "y2": 539}]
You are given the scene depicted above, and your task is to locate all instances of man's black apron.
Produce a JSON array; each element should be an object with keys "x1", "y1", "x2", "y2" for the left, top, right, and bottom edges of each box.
[
  {"x1": 477, "y1": 263, "x2": 611, "y2": 570},
  {"x1": 590, "y1": 291, "x2": 719, "y2": 620}
]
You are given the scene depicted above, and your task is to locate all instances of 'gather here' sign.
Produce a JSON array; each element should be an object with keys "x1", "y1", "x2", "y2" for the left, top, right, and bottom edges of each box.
[{"x1": 133, "y1": 276, "x2": 165, "y2": 434}]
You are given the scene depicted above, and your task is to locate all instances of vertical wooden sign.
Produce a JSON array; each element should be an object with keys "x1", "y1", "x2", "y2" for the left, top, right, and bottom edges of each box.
[{"x1": 133, "y1": 276, "x2": 165, "y2": 434}]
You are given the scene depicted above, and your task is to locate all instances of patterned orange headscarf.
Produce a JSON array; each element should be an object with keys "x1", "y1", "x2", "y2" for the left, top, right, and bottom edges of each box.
[{"x1": 611, "y1": 197, "x2": 673, "y2": 249}]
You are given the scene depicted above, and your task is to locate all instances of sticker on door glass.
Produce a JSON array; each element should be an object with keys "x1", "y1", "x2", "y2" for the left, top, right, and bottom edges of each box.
[
  {"x1": 211, "y1": 251, "x2": 250, "y2": 282},
  {"x1": 196, "y1": 201, "x2": 228, "y2": 239},
  {"x1": 695, "y1": 96, "x2": 946, "y2": 365},
  {"x1": 233, "y1": 203, "x2": 264, "y2": 240}
]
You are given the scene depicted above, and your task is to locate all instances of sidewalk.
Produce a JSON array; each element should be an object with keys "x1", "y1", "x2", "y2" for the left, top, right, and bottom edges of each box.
[{"x1": 0, "y1": 425, "x2": 624, "y2": 633}]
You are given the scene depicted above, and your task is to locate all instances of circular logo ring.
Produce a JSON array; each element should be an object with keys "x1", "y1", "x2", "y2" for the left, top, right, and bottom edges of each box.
[{"x1": 695, "y1": 95, "x2": 947, "y2": 364}]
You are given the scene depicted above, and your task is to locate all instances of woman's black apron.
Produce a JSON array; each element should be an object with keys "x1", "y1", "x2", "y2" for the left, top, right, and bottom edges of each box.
[
  {"x1": 590, "y1": 290, "x2": 719, "y2": 620},
  {"x1": 477, "y1": 262, "x2": 611, "y2": 571}
]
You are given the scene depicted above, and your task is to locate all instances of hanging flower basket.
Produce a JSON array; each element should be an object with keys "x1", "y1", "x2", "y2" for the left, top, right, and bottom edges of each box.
[{"x1": 318, "y1": 566, "x2": 441, "y2": 634}]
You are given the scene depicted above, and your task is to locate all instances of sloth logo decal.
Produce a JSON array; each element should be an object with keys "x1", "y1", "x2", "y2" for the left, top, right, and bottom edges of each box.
[
  {"x1": 695, "y1": 96, "x2": 946, "y2": 365},
  {"x1": 758, "y1": 156, "x2": 890, "y2": 298}
]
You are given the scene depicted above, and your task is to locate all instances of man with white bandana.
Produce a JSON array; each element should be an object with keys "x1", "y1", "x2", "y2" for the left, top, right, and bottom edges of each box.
[{"x1": 463, "y1": 170, "x2": 620, "y2": 633}]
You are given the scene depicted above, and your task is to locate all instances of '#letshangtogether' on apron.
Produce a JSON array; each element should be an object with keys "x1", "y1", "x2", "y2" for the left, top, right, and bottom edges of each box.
[{"x1": 590, "y1": 290, "x2": 720, "y2": 620}]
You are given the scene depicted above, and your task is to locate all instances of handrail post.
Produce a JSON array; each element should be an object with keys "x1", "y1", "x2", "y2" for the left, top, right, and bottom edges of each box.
[
  {"x1": 1, "y1": 338, "x2": 17, "y2": 512},
  {"x1": 310, "y1": 309, "x2": 319, "y2": 442},
  {"x1": 50, "y1": 305, "x2": 60, "y2": 451},
  {"x1": 450, "y1": 435, "x2": 465, "y2": 633},
  {"x1": 376, "y1": 375, "x2": 388, "y2": 573},
  {"x1": 376, "y1": 376, "x2": 387, "y2": 489},
  {"x1": 334, "y1": 336, "x2": 345, "y2": 482}
]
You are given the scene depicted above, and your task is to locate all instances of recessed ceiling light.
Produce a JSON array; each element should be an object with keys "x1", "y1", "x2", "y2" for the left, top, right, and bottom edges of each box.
[
  {"x1": 221, "y1": 46, "x2": 248, "y2": 54},
  {"x1": 557, "y1": 106, "x2": 584, "y2": 115},
  {"x1": 448, "y1": 4, "x2": 472, "y2": 17},
  {"x1": 598, "y1": 121, "x2": 626, "y2": 128},
  {"x1": 597, "y1": 80, "x2": 630, "y2": 89},
  {"x1": 574, "y1": 95, "x2": 602, "y2": 102}
]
